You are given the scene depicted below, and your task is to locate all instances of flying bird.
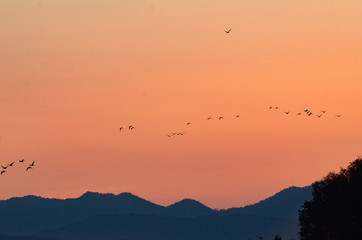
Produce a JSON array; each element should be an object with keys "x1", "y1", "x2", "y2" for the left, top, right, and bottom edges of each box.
[
  {"x1": 269, "y1": 107, "x2": 273, "y2": 109},
  {"x1": 285, "y1": 111, "x2": 290, "y2": 114},
  {"x1": 297, "y1": 113, "x2": 302, "y2": 115},
  {"x1": 1, "y1": 165, "x2": 7, "y2": 170},
  {"x1": 275, "y1": 107, "x2": 279, "y2": 109},
  {"x1": 224, "y1": 29, "x2": 231, "y2": 34},
  {"x1": 119, "y1": 127, "x2": 123, "y2": 131},
  {"x1": 321, "y1": 111, "x2": 326, "y2": 113},
  {"x1": 186, "y1": 122, "x2": 191, "y2": 125},
  {"x1": 29, "y1": 161, "x2": 35, "y2": 167},
  {"x1": 1, "y1": 170, "x2": 5, "y2": 175},
  {"x1": 19, "y1": 159, "x2": 25, "y2": 163},
  {"x1": 167, "y1": 135, "x2": 172, "y2": 138},
  {"x1": 219, "y1": 117, "x2": 224, "y2": 120},
  {"x1": 317, "y1": 114, "x2": 322, "y2": 118},
  {"x1": 9, "y1": 162, "x2": 15, "y2": 167},
  {"x1": 26, "y1": 166, "x2": 32, "y2": 171},
  {"x1": 236, "y1": 115, "x2": 239, "y2": 118},
  {"x1": 336, "y1": 115, "x2": 342, "y2": 117},
  {"x1": 207, "y1": 117, "x2": 212, "y2": 120},
  {"x1": 308, "y1": 112, "x2": 313, "y2": 116}
]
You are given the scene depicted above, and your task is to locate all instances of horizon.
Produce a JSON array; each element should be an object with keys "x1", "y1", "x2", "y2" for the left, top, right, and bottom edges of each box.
[
  {"x1": 0, "y1": 184, "x2": 311, "y2": 210},
  {"x1": 1, "y1": 0, "x2": 361, "y2": 209}
]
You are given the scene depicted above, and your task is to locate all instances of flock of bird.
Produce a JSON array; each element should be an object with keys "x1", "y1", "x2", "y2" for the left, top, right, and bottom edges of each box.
[
  {"x1": 269, "y1": 106, "x2": 342, "y2": 118},
  {"x1": 119, "y1": 105, "x2": 342, "y2": 138},
  {"x1": 0, "y1": 159, "x2": 35, "y2": 176}
]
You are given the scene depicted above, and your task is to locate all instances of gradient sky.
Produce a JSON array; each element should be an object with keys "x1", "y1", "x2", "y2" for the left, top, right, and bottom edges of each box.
[{"x1": 0, "y1": 0, "x2": 361, "y2": 209}]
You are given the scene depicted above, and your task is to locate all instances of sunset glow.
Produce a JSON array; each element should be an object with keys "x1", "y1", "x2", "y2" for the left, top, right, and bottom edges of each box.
[{"x1": 1, "y1": 0, "x2": 361, "y2": 209}]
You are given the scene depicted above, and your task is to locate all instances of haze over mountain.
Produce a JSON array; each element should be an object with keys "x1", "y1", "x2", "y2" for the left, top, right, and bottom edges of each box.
[{"x1": 0, "y1": 185, "x2": 312, "y2": 239}]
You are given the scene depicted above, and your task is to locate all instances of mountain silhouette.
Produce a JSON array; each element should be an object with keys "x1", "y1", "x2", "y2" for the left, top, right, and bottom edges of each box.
[
  {"x1": 225, "y1": 186, "x2": 312, "y2": 219},
  {"x1": 165, "y1": 198, "x2": 214, "y2": 217},
  {"x1": 38, "y1": 213, "x2": 296, "y2": 240},
  {"x1": 0, "y1": 233, "x2": 58, "y2": 240},
  {"x1": 0, "y1": 186, "x2": 312, "y2": 239}
]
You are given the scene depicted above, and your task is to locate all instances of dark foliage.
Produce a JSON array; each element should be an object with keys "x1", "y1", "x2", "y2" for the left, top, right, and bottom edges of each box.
[{"x1": 299, "y1": 158, "x2": 362, "y2": 240}]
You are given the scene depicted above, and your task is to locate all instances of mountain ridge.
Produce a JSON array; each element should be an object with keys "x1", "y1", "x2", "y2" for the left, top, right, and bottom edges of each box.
[{"x1": 0, "y1": 185, "x2": 312, "y2": 237}]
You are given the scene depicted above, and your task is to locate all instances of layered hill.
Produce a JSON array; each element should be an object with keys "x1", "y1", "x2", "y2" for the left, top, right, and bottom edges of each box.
[{"x1": 0, "y1": 185, "x2": 312, "y2": 239}]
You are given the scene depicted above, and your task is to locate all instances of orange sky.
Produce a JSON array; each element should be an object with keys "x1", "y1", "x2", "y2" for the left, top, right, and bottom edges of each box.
[{"x1": 0, "y1": 0, "x2": 361, "y2": 209}]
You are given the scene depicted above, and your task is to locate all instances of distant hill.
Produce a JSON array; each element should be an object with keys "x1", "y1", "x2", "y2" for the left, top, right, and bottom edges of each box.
[
  {"x1": 39, "y1": 213, "x2": 297, "y2": 240},
  {"x1": 0, "y1": 186, "x2": 312, "y2": 238},
  {"x1": 0, "y1": 233, "x2": 57, "y2": 240},
  {"x1": 225, "y1": 186, "x2": 313, "y2": 219}
]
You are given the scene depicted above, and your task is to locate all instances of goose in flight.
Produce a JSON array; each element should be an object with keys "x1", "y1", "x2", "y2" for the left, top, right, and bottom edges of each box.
[
  {"x1": 9, "y1": 162, "x2": 15, "y2": 167},
  {"x1": 275, "y1": 107, "x2": 279, "y2": 109},
  {"x1": 1, "y1": 165, "x2": 8, "y2": 170},
  {"x1": 236, "y1": 115, "x2": 239, "y2": 118},
  {"x1": 167, "y1": 135, "x2": 172, "y2": 138},
  {"x1": 336, "y1": 115, "x2": 342, "y2": 117},
  {"x1": 269, "y1": 107, "x2": 273, "y2": 109},
  {"x1": 308, "y1": 112, "x2": 313, "y2": 116},
  {"x1": 19, "y1": 159, "x2": 25, "y2": 163},
  {"x1": 120, "y1": 127, "x2": 123, "y2": 131},
  {"x1": 297, "y1": 113, "x2": 302, "y2": 115},
  {"x1": 224, "y1": 29, "x2": 231, "y2": 34},
  {"x1": 29, "y1": 161, "x2": 35, "y2": 167},
  {"x1": 128, "y1": 125, "x2": 133, "y2": 129},
  {"x1": 285, "y1": 111, "x2": 290, "y2": 114},
  {"x1": 321, "y1": 111, "x2": 326, "y2": 114},
  {"x1": 219, "y1": 117, "x2": 224, "y2": 120},
  {"x1": 1, "y1": 170, "x2": 5, "y2": 175},
  {"x1": 317, "y1": 114, "x2": 322, "y2": 118},
  {"x1": 26, "y1": 166, "x2": 32, "y2": 171},
  {"x1": 186, "y1": 122, "x2": 191, "y2": 125},
  {"x1": 207, "y1": 117, "x2": 212, "y2": 120}
]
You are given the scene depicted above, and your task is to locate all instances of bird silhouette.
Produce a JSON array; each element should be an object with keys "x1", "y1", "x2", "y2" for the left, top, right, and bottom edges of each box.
[
  {"x1": 219, "y1": 117, "x2": 224, "y2": 120},
  {"x1": 308, "y1": 112, "x2": 313, "y2": 116},
  {"x1": 336, "y1": 115, "x2": 342, "y2": 117},
  {"x1": 285, "y1": 111, "x2": 290, "y2": 114},
  {"x1": 1, "y1": 170, "x2": 5, "y2": 175},
  {"x1": 236, "y1": 115, "x2": 239, "y2": 117},
  {"x1": 207, "y1": 117, "x2": 212, "y2": 120},
  {"x1": 119, "y1": 127, "x2": 123, "y2": 131},
  {"x1": 224, "y1": 29, "x2": 231, "y2": 33},
  {"x1": 1, "y1": 165, "x2": 8, "y2": 170},
  {"x1": 9, "y1": 162, "x2": 15, "y2": 167},
  {"x1": 317, "y1": 114, "x2": 322, "y2": 118},
  {"x1": 128, "y1": 125, "x2": 133, "y2": 129},
  {"x1": 186, "y1": 122, "x2": 191, "y2": 125},
  {"x1": 321, "y1": 111, "x2": 326, "y2": 113},
  {"x1": 29, "y1": 161, "x2": 35, "y2": 167},
  {"x1": 19, "y1": 159, "x2": 25, "y2": 163},
  {"x1": 269, "y1": 107, "x2": 273, "y2": 109},
  {"x1": 26, "y1": 166, "x2": 32, "y2": 171},
  {"x1": 297, "y1": 113, "x2": 302, "y2": 115},
  {"x1": 275, "y1": 107, "x2": 279, "y2": 109},
  {"x1": 167, "y1": 135, "x2": 172, "y2": 138}
]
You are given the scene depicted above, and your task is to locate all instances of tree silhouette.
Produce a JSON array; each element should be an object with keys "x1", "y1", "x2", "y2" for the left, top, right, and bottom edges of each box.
[
  {"x1": 299, "y1": 157, "x2": 362, "y2": 240},
  {"x1": 273, "y1": 235, "x2": 282, "y2": 240}
]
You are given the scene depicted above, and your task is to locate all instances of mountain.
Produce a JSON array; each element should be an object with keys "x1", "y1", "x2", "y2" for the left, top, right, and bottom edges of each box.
[
  {"x1": 39, "y1": 213, "x2": 297, "y2": 240},
  {"x1": 165, "y1": 198, "x2": 214, "y2": 217},
  {"x1": 0, "y1": 192, "x2": 162, "y2": 236},
  {"x1": 0, "y1": 234, "x2": 57, "y2": 240},
  {"x1": 225, "y1": 186, "x2": 313, "y2": 219},
  {"x1": 0, "y1": 186, "x2": 312, "y2": 238}
]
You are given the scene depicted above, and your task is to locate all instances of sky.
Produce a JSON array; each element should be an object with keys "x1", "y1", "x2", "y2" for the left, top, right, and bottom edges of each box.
[{"x1": 0, "y1": 0, "x2": 361, "y2": 209}]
